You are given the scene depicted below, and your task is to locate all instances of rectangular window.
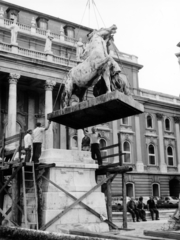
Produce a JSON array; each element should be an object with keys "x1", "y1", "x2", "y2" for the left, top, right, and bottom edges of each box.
[
  {"x1": 124, "y1": 153, "x2": 131, "y2": 163},
  {"x1": 149, "y1": 155, "x2": 155, "y2": 165},
  {"x1": 168, "y1": 157, "x2": 173, "y2": 166}
]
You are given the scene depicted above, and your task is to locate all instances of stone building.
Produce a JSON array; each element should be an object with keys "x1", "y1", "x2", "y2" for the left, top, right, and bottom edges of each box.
[{"x1": 0, "y1": 0, "x2": 180, "y2": 199}]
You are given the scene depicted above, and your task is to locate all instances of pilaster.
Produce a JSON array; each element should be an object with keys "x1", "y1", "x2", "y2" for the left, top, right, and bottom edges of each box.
[
  {"x1": 156, "y1": 113, "x2": 167, "y2": 173},
  {"x1": 173, "y1": 116, "x2": 180, "y2": 172},
  {"x1": 44, "y1": 80, "x2": 56, "y2": 149},
  {"x1": 135, "y1": 115, "x2": 144, "y2": 172}
]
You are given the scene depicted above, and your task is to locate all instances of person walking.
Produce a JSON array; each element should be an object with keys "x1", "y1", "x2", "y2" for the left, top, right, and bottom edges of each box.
[
  {"x1": 32, "y1": 121, "x2": 51, "y2": 163},
  {"x1": 127, "y1": 197, "x2": 140, "y2": 222},
  {"x1": 83, "y1": 127, "x2": 102, "y2": 166},
  {"x1": 24, "y1": 129, "x2": 32, "y2": 162},
  {"x1": 147, "y1": 196, "x2": 160, "y2": 220},
  {"x1": 137, "y1": 196, "x2": 147, "y2": 221}
]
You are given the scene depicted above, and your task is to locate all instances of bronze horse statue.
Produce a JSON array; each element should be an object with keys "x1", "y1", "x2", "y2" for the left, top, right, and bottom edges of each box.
[{"x1": 61, "y1": 24, "x2": 122, "y2": 107}]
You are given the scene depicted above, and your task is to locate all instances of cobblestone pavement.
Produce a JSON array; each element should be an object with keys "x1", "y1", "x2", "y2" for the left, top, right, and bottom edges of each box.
[{"x1": 114, "y1": 219, "x2": 168, "y2": 237}]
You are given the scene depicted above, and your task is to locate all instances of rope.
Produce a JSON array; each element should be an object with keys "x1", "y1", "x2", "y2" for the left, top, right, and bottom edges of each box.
[
  {"x1": 92, "y1": 0, "x2": 99, "y2": 29},
  {"x1": 92, "y1": 0, "x2": 106, "y2": 28}
]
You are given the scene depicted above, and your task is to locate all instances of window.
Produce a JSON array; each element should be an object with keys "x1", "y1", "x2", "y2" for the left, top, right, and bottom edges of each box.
[
  {"x1": 99, "y1": 138, "x2": 107, "y2": 162},
  {"x1": 126, "y1": 183, "x2": 135, "y2": 197},
  {"x1": 152, "y1": 183, "x2": 160, "y2": 197},
  {"x1": 165, "y1": 118, "x2": 171, "y2": 131},
  {"x1": 148, "y1": 144, "x2": 155, "y2": 165},
  {"x1": 36, "y1": 17, "x2": 48, "y2": 30},
  {"x1": 63, "y1": 25, "x2": 75, "y2": 38},
  {"x1": 123, "y1": 141, "x2": 131, "y2": 163},
  {"x1": 122, "y1": 117, "x2": 129, "y2": 125},
  {"x1": 147, "y1": 115, "x2": 153, "y2": 128},
  {"x1": 167, "y1": 146, "x2": 174, "y2": 166}
]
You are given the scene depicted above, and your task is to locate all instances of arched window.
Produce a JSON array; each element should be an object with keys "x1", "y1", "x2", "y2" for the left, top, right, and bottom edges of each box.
[
  {"x1": 165, "y1": 118, "x2": 171, "y2": 131},
  {"x1": 122, "y1": 117, "x2": 129, "y2": 125},
  {"x1": 126, "y1": 182, "x2": 135, "y2": 197},
  {"x1": 148, "y1": 144, "x2": 155, "y2": 165},
  {"x1": 71, "y1": 135, "x2": 78, "y2": 149},
  {"x1": 123, "y1": 141, "x2": 131, "y2": 163},
  {"x1": 152, "y1": 183, "x2": 160, "y2": 197},
  {"x1": 99, "y1": 138, "x2": 107, "y2": 162},
  {"x1": 147, "y1": 115, "x2": 153, "y2": 128},
  {"x1": 167, "y1": 146, "x2": 174, "y2": 166}
]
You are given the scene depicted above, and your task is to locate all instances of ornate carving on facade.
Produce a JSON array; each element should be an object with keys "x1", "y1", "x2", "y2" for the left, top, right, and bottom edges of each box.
[
  {"x1": 45, "y1": 80, "x2": 56, "y2": 91},
  {"x1": 156, "y1": 113, "x2": 163, "y2": 120},
  {"x1": 173, "y1": 116, "x2": 180, "y2": 124},
  {"x1": 31, "y1": 17, "x2": 36, "y2": 27},
  {"x1": 9, "y1": 73, "x2": 20, "y2": 84},
  {"x1": 0, "y1": 7, "x2": 4, "y2": 18},
  {"x1": 145, "y1": 135, "x2": 158, "y2": 145},
  {"x1": 164, "y1": 138, "x2": 175, "y2": 147}
]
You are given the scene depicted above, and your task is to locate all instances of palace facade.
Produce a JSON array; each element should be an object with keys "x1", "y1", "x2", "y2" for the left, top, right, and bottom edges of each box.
[{"x1": 0, "y1": 0, "x2": 180, "y2": 199}]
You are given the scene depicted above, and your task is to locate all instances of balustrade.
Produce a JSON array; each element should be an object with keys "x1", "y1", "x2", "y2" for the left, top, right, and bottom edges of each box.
[{"x1": 0, "y1": 42, "x2": 11, "y2": 52}]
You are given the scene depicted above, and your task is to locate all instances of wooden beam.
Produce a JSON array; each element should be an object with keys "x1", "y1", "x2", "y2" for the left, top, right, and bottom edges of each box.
[
  {"x1": 0, "y1": 163, "x2": 23, "y2": 194},
  {"x1": 42, "y1": 175, "x2": 119, "y2": 230},
  {"x1": 122, "y1": 173, "x2": 127, "y2": 229},
  {"x1": 144, "y1": 230, "x2": 180, "y2": 239},
  {"x1": 101, "y1": 152, "x2": 125, "y2": 160},
  {"x1": 0, "y1": 209, "x2": 19, "y2": 227},
  {"x1": 40, "y1": 173, "x2": 116, "y2": 230},
  {"x1": 100, "y1": 143, "x2": 119, "y2": 151},
  {"x1": 106, "y1": 173, "x2": 112, "y2": 230}
]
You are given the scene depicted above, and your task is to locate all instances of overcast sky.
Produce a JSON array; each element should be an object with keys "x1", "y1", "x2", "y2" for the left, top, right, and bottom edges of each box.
[{"x1": 3, "y1": 0, "x2": 180, "y2": 97}]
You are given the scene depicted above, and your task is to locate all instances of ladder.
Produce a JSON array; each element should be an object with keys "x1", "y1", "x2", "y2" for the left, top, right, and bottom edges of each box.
[{"x1": 22, "y1": 162, "x2": 38, "y2": 229}]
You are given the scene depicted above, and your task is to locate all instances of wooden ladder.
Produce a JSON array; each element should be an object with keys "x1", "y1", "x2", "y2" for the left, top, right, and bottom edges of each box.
[{"x1": 22, "y1": 162, "x2": 38, "y2": 229}]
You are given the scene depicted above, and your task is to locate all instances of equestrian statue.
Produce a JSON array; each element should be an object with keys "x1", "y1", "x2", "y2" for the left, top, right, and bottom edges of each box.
[{"x1": 61, "y1": 24, "x2": 131, "y2": 108}]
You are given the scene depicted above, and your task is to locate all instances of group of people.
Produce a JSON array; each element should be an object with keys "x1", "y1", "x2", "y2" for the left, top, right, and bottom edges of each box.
[
  {"x1": 23, "y1": 121, "x2": 51, "y2": 163},
  {"x1": 127, "y1": 196, "x2": 160, "y2": 222}
]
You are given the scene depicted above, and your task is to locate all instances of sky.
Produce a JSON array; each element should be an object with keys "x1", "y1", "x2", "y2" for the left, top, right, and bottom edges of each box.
[{"x1": 2, "y1": 0, "x2": 180, "y2": 97}]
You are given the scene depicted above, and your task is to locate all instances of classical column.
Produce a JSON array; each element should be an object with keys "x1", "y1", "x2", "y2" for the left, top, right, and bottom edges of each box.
[
  {"x1": 135, "y1": 115, "x2": 144, "y2": 172},
  {"x1": 173, "y1": 117, "x2": 180, "y2": 172},
  {"x1": 45, "y1": 80, "x2": 56, "y2": 149},
  {"x1": 156, "y1": 113, "x2": 167, "y2": 173},
  {"x1": 7, "y1": 73, "x2": 20, "y2": 138}
]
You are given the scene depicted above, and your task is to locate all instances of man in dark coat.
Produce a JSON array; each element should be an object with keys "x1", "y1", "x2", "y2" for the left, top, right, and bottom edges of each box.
[
  {"x1": 147, "y1": 196, "x2": 160, "y2": 220},
  {"x1": 137, "y1": 196, "x2": 147, "y2": 221},
  {"x1": 127, "y1": 197, "x2": 140, "y2": 222}
]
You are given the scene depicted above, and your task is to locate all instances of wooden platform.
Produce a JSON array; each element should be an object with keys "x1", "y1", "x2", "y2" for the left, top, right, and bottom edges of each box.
[{"x1": 48, "y1": 90, "x2": 144, "y2": 129}]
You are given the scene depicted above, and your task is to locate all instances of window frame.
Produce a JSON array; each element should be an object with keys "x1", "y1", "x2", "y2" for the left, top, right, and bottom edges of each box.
[
  {"x1": 121, "y1": 117, "x2": 129, "y2": 126},
  {"x1": 99, "y1": 138, "x2": 108, "y2": 163},
  {"x1": 122, "y1": 141, "x2": 131, "y2": 163},
  {"x1": 146, "y1": 114, "x2": 153, "y2": 129},
  {"x1": 148, "y1": 144, "x2": 156, "y2": 165},
  {"x1": 152, "y1": 183, "x2": 160, "y2": 197},
  {"x1": 167, "y1": 145, "x2": 174, "y2": 166},
  {"x1": 164, "y1": 117, "x2": 171, "y2": 132}
]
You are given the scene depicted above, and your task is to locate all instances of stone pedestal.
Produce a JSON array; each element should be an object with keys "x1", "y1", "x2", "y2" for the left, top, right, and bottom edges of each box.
[{"x1": 39, "y1": 149, "x2": 109, "y2": 233}]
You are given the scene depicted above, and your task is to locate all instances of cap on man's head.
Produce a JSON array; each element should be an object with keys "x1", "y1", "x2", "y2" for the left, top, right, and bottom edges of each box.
[
  {"x1": 36, "y1": 122, "x2": 41, "y2": 127},
  {"x1": 27, "y1": 129, "x2": 32, "y2": 134}
]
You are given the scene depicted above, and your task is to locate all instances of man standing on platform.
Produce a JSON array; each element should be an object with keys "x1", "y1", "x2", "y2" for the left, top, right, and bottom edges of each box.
[
  {"x1": 83, "y1": 127, "x2": 102, "y2": 166},
  {"x1": 32, "y1": 121, "x2": 51, "y2": 163},
  {"x1": 24, "y1": 129, "x2": 32, "y2": 162}
]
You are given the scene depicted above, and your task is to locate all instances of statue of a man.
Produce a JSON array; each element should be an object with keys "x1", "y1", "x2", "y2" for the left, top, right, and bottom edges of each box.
[
  {"x1": 44, "y1": 30, "x2": 54, "y2": 53},
  {"x1": 10, "y1": 18, "x2": 19, "y2": 45},
  {"x1": 76, "y1": 38, "x2": 84, "y2": 61}
]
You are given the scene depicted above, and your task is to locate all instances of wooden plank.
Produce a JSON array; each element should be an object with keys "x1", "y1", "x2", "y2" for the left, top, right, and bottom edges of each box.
[
  {"x1": 144, "y1": 230, "x2": 180, "y2": 239},
  {"x1": 102, "y1": 153, "x2": 125, "y2": 159},
  {"x1": 0, "y1": 208, "x2": 19, "y2": 227},
  {"x1": 48, "y1": 90, "x2": 144, "y2": 129},
  {"x1": 106, "y1": 173, "x2": 112, "y2": 230},
  {"x1": 0, "y1": 163, "x2": 23, "y2": 194},
  {"x1": 0, "y1": 133, "x2": 20, "y2": 146},
  {"x1": 100, "y1": 143, "x2": 119, "y2": 151},
  {"x1": 122, "y1": 173, "x2": 127, "y2": 229},
  {"x1": 96, "y1": 166, "x2": 133, "y2": 175},
  {"x1": 40, "y1": 173, "x2": 116, "y2": 230},
  {"x1": 42, "y1": 175, "x2": 119, "y2": 230}
]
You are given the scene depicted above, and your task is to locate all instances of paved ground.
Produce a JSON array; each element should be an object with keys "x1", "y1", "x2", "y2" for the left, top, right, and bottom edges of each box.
[{"x1": 114, "y1": 219, "x2": 169, "y2": 237}]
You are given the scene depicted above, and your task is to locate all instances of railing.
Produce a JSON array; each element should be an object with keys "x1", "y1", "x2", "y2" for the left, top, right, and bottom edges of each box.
[
  {"x1": 53, "y1": 55, "x2": 77, "y2": 67},
  {"x1": 50, "y1": 32, "x2": 60, "y2": 40},
  {"x1": 18, "y1": 47, "x2": 47, "y2": 60},
  {"x1": 4, "y1": 18, "x2": 13, "y2": 26},
  {"x1": 0, "y1": 42, "x2": 11, "y2": 52},
  {"x1": 36, "y1": 28, "x2": 47, "y2": 36},
  {"x1": 17, "y1": 22, "x2": 31, "y2": 32},
  {"x1": 64, "y1": 35, "x2": 77, "y2": 44}
]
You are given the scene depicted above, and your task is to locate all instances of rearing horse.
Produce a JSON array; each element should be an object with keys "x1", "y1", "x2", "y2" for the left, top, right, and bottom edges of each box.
[{"x1": 61, "y1": 24, "x2": 120, "y2": 107}]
